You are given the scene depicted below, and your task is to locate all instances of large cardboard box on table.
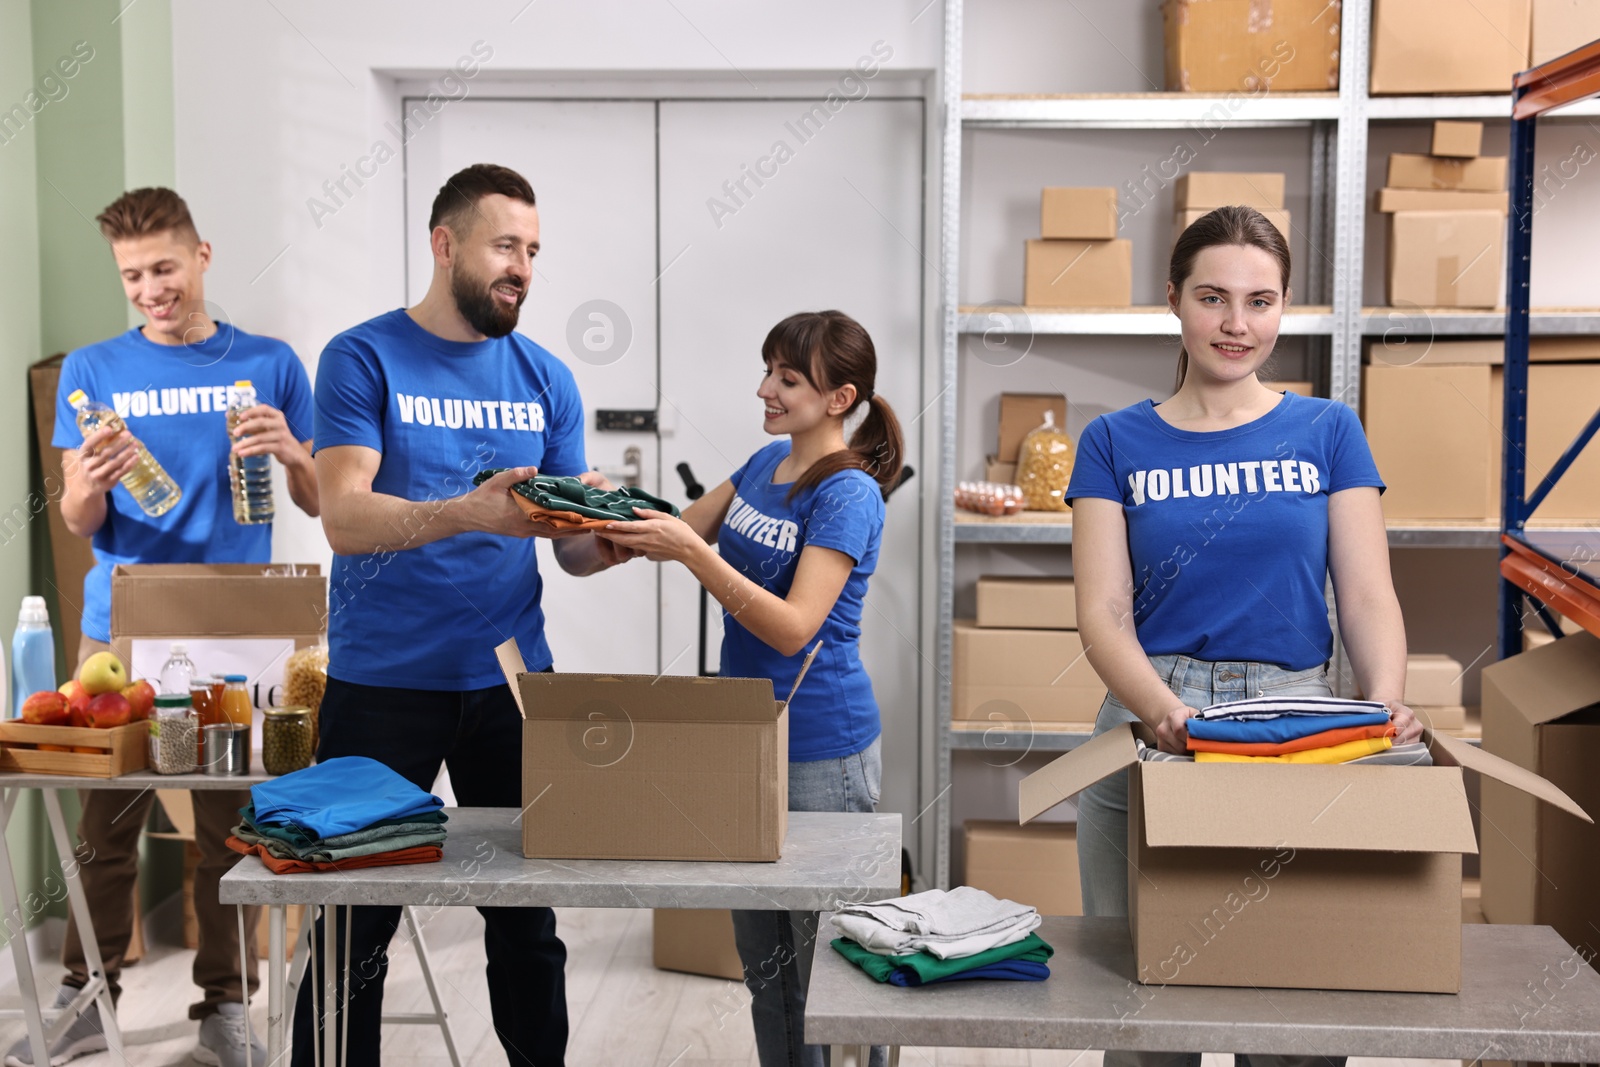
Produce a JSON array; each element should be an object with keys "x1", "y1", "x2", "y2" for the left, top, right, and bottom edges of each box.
[
  {"x1": 1020, "y1": 722, "x2": 1589, "y2": 992},
  {"x1": 653, "y1": 909, "x2": 743, "y2": 981},
  {"x1": 952, "y1": 620, "x2": 1105, "y2": 725},
  {"x1": 975, "y1": 576, "x2": 1076, "y2": 630},
  {"x1": 963, "y1": 820, "x2": 1081, "y2": 917},
  {"x1": 1386, "y1": 211, "x2": 1504, "y2": 309},
  {"x1": 1161, "y1": 0, "x2": 1341, "y2": 92},
  {"x1": 1370, "y1": 0, "x2": 1531, "y2": 94},
  {"x1": 1023, "y1": 239, "x2": 1133, "y2": 308},
  {"x1": 1531, "y1": 0, "x2": 1600, "y2": 65},
  {"x1": 496, "y1": 639, "x2": 792, "y2": 861},
  {"x1": 1480, "y1": 631, "x2": 1600, "y2": 954}
]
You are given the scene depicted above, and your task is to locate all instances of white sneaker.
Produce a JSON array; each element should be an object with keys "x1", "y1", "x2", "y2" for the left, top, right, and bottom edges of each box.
[
  {"x1": 2, "y1": 987, "x2": 108, "y2": 1067},
  {"x1": 194, "y1": 1002, "x2": 266, "y2": 1067}
]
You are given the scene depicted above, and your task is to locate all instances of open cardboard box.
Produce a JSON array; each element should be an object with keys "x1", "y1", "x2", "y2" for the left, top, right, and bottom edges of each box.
[
  {"x1": 1019, "y1": 721, "x2": 1590, "y2": 993},
  {"x1": 496, "y1": 638, "x2": 809, "y2": 862}
]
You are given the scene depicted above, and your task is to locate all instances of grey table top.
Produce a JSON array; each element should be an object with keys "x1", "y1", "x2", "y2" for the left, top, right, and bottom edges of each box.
[
  {"x1": 806, "y1": 915, "x2": 1600, "y2": 1061},
  {"x1": 0, "y1": 769, "x2": 275, "y2": 790},
  {"x1": 221, "y1": 808, "x2": 901, "y2": 911}
]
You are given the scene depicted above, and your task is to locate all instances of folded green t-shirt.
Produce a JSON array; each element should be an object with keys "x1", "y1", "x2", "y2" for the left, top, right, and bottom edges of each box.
[
  {"x1": 473, "y1": 470, "x2": 680, "y2": 521},
  {"x1": 831, "y1": 931, "x2": 1053, "y2": 985}
]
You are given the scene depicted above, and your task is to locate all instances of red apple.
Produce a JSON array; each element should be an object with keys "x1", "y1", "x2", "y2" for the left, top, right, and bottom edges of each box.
[
  {"x1": 20, "y1": 691, "x2": 69, "y2": 727},
  {"x1": 86, "y1": 692, "x2": 132, "y2": 729},
  {"x1": 58, "y1": 680, "x2": 91, "y2": 727},
  {"x1": 120, "y1": 680, "x2": 155, "y2": 722}
]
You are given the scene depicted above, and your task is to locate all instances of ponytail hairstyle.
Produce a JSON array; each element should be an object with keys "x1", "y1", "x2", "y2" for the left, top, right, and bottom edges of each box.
[
  {"x1": 762, "y1": 310, "x2": 905, "y2": 502},
  {"x1": 1168, "y1": 205, "x2": 1292, "y2": 391}
]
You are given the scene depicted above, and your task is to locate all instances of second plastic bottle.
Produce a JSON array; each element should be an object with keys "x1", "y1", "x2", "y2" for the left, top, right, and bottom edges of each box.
[
  {"x1": 68, "y1": 390, "x2": 182, "y2": 517},
  {"x1": 226, "y1": 380, "x2": 275, "y2": 525}
]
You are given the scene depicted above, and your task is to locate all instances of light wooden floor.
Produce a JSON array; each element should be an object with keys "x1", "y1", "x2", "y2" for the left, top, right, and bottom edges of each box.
[{"x1": 0, "y1": 903, "x2": 1460, "y2": 1067}]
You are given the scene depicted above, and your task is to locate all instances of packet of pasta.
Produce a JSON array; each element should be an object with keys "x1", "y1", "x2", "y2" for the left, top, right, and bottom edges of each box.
[{"x1": 1016, "y1": 410, "x2": 1074, "y2": 511}]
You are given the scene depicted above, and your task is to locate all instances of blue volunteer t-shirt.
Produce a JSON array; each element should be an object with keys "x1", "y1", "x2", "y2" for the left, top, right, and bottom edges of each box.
[
  {"x1": 52, "y1": 324, "x2": 315, "y2": 642},
  {"x1": 1066, "y1": 393, "x2": 1385, "y2": 670},
  {"x1": 720, "y1": 442, "x2": 884, "y2": 762},
  {"x1": 315, "y1": 309, "x2": 586, "y2": 690}
]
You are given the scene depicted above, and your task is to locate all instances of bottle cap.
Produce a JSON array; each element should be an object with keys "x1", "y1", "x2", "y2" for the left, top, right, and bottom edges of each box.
[
  {"x1": 222, "y1": 674, "x2": 248, "y2": 683},
  {"x1": 154, "y1": 694, "x2": 191, "y2": 709},
  {"x1": 169, "y1": 641, "x2": 187, "y2": 656},
  {"x1": 234, "y1": 380, "x2": 253, "y2": 387},
  {"x1": 68, "y1": 389, "x2": 87, "y2": 408},
  {"x1": 18, "y1": 596, "x2": 48, "y2": 624}
]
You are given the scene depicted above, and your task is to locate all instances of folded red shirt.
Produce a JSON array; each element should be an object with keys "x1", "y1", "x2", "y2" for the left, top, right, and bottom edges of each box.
[{"x1": 226, "y1": 835, "x2": 443, "y2": 874}]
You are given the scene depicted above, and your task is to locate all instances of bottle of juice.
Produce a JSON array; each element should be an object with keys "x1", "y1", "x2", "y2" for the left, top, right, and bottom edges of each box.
[
  {"x1": 219, "y1": 674, "x2": 253, "y2": 759},
  {"x1": 68, "y1": 390, "x2": 182, "y2": 517},
  {"x1": 226, "y1": 381, "x2": 275, "y2": 525}
]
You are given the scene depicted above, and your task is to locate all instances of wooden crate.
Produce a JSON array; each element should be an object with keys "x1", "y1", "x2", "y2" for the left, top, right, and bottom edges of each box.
[{"x1": 0, "y1": 721, "x2": 149, "y2": 776}]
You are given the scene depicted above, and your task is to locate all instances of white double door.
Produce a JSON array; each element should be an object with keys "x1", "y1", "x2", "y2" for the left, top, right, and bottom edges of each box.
[{"x1": 405, "y1": 96, "x2": 924, "y2": 816}]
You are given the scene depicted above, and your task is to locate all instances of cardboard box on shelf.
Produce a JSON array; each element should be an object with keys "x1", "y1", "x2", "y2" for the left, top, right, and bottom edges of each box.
[
  {"x1": 975, "y1": 576, "x2": 1076, "y2": 630},
  {"x1": 1175, "y1": 208, "x2": 1290, "y2": 244},
  {"x1": 1386, "y1": 154, "x2": 1508, "y2": 192},
  {"x1": 1363, "y1": 364, "x2": 1494, "y2": 522},
  {"x1": 1375, "y1": 188, "x2": 1507, "y2": 213},
  {"x1": 1262, "y1": 380, "x2": 1314, "y2": 396},
  {"x1": 1479, "y1": 631, "x2": 1600, "y2": 955},
  {"x1": 1020, "y1": 721, "x2": 1588, "y2": 992},
  {"x1": 963, "y1": 820, "x2": 1081, "y2": 917},
  {"x1": 1432, "y1": 120, "x2": 1485, "y2": 158},
  {"x1": 1386, "y1": 211, "x2": 1504, "y2": 309},
  {"x1": 984, "y1": 459, "x2": 1019, "y2": 486},
  {"x1": 1529, "y1": 336, "x2": 1600, "y2": 361},
  {"x1": 653, "y1": 909, "x2": 743, "y2": 981},
  {"x1": 497, "y1": 638, "x2": 795, "y2": 861},
  {"x1": 1161, "y1": 0, "x2": 1342, "y2": 92},
  {"x1": 1371, "y1": 0, "x2": 1531, "y2": 94},
  {"x1": 952, "y1": 620, "x2": 1106, "y2": 725},
  {"x1": 1174, "y1": 172, "x2": 1285, "y2": 211},
  {"x1": 998, "y1": 394, "x2": 1068, "y2": 465},
  {"x1": 1416, "y1": 705, "x2": 1468, "y2": 731},
  {"x1": 1406, "y1": 654, "x2": 1465, "y2": 707},
  {"x1": 1023, "y1": 239, "x2": 1133, "y2": 308},
  {"x1": 1486, "y1": 363, "x2": 1600, "y2": 520},
  {"x1": 1041, "y1": 187, "x2": 1119, "y2": 240},
  {"x1": 1364, "y1": 338, "x2": 1504, "y2": 366},
  {"x1": 1531, "y1": 0, "x2": 1600, "y2": 65}
]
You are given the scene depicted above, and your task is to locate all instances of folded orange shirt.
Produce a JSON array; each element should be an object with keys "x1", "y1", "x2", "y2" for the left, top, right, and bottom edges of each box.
[
  {"x1": 226, "y1": 835, "x2": 443, "y2": 875},
  {"x1": 508, "y1": 494, "x2": 614, "y2": 532},
  {"x1": 1187, "y1": 722, "x2": 1395, "y2": 757}
]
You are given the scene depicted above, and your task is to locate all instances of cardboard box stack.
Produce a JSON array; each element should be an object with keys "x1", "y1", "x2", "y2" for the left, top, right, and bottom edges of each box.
[
  {"x1": 1024, "y1": 188, "x2": 1131, "y2": 307},
  {"x1": 1020, "y1": 720, "x2": 1590, "y2": 992},
  {"x1": 1371, "y1": 0, "x2": 1531, "y2": 94},
  {"x1": 1405, "y1": 653, "x2": 1467, "y2": 732},
  {"x1": 1162, "y1": 0, "x2": 1341, "y2": 92},
  {"x1": 1479, "y1": 631, "x2": 1600, "y2": 956},
  {"x1": 1378, "y1": 124, "x2": 1508, "y2": 310},
  {"x1": 953, "y1": 576, "x2": 1105, "y2": 726},
  {"x1": 1173, "y1": 172, "x2": 1290, "y2": 247},
  {"x1": 1531, "y1": 0, "x2": 1600, "y2": 65},
  {"x1": 652, "y1": 909, "x2": 744, "y2": 981},
  {"x1": 962, "y1": 820, "x2": 1081, "y2": 917},
  {"x1": 985, "y1": 392, "x2": 1066, "y2": 484}
]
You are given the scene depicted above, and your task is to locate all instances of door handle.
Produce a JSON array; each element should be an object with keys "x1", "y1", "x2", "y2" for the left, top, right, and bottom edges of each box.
[{"x1": 594, "y1": 445, "x2": 643, "y2": 489}]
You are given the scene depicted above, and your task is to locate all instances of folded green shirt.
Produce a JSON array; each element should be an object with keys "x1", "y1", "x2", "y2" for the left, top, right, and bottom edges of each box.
[
  {"x1": 473, "y1": 470, "x2": 680, "y2": 521},
  {"x1": 831, "y1": 931, "x2": 1053, "y2": 985}
]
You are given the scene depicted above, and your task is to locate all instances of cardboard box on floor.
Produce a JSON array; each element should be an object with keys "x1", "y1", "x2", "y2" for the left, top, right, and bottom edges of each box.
[
  {"x1": 975, "y1": 576, "x2": 1077, "y2": 630},
  {"x1": 998, "y1": 394, "x2": 1067, "y2": 465},
  {"x1": 1371, "y1": 0, "x2": 1531, "y2": 94},
  {"x1": 1532, "y1": 0, "x2": 1600, "y2": 65},
  {"x1": 953, "y1": 620, "x2": 1106, "y2": 725},
  {"x1": 1161, "y1": 0, "x2": 1342, "y2": 92},
  {"x1": 963, "y1": 820, "x2": 1081, "y2": 917},
  {"x1": 1416, "y1": 705, "x2": 1468, "y2": 731},
  {"x1": 1023, "y1": 239, "x2": 1133, "y2": 308},
  {"x1": 653, "y1": 909, "x2": 743, "y2": 981},
  {"x1": 1407, "y1": 654, "x2": 1465, "y2": 706},
  {"x1": 1387, "y1": 211, "x2": 1504, "y2": 308},
  {"x1": 1480, "y1": 631, "x2": 1600, "y2": 954},
  {"x1": 496, "y1": 638, "x2": 800, "y2": 861},
  {"x1": 1019, "y1": 721, "x2": 1590, "y2": 992},
  {"x1": 1041, "y1": 187, "x2": 1119, "y2": 240}
]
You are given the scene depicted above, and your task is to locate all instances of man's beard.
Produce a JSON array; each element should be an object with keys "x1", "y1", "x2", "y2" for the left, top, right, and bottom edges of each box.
[{"x1": 452, "y1": 266, "x2": 525, "y2": 339}]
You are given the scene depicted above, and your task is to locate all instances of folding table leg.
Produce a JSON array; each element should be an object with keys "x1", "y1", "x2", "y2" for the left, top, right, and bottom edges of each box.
[
  {"x1": 0, "y1": 789, "x2": 50, "y2": 1066},
  {"x1": 39, "y1": 789, "x2": 124, "y2": 1061},
  {"x1": 268, "y1": 903, "x2": 286, "y2": 1062},
  {"x1": 322, "y1": 904, "x2": 338, "y2": 1067},
  {"x1": 237, "y1": 905, "x2": 254, "y2": 1061},
  {"x1": 401, "y1": 905, "x2": 461, "y2": 1066}
]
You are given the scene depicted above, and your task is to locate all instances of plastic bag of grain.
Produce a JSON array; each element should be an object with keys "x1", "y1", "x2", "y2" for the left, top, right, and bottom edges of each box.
[{"x1": 1016, "y1": 411, "x2": 1074, "y2": 511}]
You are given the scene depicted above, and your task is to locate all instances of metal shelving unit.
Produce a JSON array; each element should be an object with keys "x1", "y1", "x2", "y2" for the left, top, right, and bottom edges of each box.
[{"x1": 931, "y1": 0, "x2": 1600, "y2": 889}]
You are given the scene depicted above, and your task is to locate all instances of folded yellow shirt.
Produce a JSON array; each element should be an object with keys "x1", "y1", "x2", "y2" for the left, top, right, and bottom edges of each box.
[{"x1": 1194, "y1": 736, "x2": 1393, "y2": 764}]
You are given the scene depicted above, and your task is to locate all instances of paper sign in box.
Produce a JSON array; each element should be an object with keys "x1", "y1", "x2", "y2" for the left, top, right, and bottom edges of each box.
[
  {"x1": 497, "y1": 638, "x2": 800, "y2": 861},
  {"x1": 1020, "y1": 722, "x2": 1591, "y2": 993}
]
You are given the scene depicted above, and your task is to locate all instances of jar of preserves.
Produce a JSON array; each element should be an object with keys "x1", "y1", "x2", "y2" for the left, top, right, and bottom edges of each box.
[
  {"x1": 190, "y1": 676, "x2": 224, "y2": 727},
  {"x1": 148, "y1": 694, "x2": 199, "y2": 775},
  {"x1": 219, "y1": 674, "x2": 253, "y2": 755},
  {"x1": 261, "y1": 706, "x2": 314, "y2": 776}
]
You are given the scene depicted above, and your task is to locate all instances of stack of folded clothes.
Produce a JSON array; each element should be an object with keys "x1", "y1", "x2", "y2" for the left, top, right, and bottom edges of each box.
[
  {"x1": 472, "y1": 469, "x2": 680, "y2": 531},
  {"x1": 830, "y1": 886, "x2": 1053, "y2": 986},
  {"x1": 1135, "y1": 696, "x2": 1432, "y2": 766},
  {"x1": 226, "y1": 756, "x2": 448, "y2": 874}
]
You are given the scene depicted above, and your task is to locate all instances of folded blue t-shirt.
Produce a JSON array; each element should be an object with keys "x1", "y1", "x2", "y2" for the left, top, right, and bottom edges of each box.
[
  {"x1": 888, "y1": 959, "x2": 1051, "y2": 987},
  {"x1": 1186, "y1": 712, "x2": 1391, "y2": 743},
  {"x1": 250, "y1": 756, "x2": 443, "y2": 839}
]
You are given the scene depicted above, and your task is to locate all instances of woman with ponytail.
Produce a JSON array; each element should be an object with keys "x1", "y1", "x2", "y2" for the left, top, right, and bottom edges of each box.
[{"x1": 597, "y1": 309, "x2": 900, "y2": 1067}]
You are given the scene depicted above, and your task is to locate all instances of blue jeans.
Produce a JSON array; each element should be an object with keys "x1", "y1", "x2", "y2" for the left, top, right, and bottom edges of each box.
[
  {"x1": 1076, "y1": 655, "x2": 1346, "y2": 1067},
  {"x1": 732, "y1": 737, "x2": 887, "y2": 1067}
]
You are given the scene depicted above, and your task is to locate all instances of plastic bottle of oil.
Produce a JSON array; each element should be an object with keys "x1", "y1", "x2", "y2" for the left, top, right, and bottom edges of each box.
[
  {"x1": 68, "y1": 390, "x2": 182, "y2": 517},
  {"x1": 226, "y1": 380, "x2": 275, "y2": 525}
]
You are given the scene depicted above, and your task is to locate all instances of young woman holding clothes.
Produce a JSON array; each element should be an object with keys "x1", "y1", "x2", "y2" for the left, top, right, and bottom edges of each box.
[
  {"x1": 596, "y1": 309, "x2": 900, "y2": 1067},
  {"x1": 1068, "y1": 206, "x2": 1419, "y2": 1067}
]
